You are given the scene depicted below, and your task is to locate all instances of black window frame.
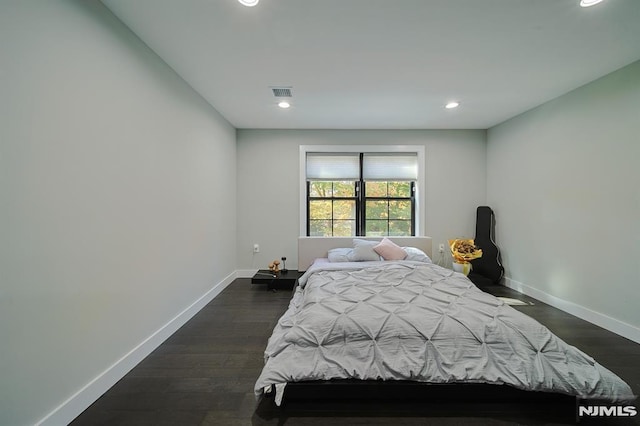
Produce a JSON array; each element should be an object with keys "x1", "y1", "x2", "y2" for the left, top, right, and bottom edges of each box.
[{"x1": 306, "y1": 153, "x2": 416, "y2": 237}]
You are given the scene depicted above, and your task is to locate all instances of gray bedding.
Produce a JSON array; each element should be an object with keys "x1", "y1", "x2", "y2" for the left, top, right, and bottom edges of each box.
[{"x1": 254, "y1": 261, "x2": 635, "y2": 405}]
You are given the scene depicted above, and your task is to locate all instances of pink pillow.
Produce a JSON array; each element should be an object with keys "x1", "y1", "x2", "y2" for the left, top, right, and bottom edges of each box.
[{"x1": 373, "y1": 238, "x2": 407, "y2": 261}]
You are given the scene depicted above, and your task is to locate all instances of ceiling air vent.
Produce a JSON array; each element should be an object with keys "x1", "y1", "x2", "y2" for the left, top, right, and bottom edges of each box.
[{"x1": 271, "y1": 87, "x2": 293, "y2": 97}]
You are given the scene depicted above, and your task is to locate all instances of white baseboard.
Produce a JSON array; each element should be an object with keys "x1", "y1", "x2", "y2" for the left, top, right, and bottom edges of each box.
[
  {"x1": 37, "y1": 271, "x2": 238, "y2": 426},
  {"x1": 504, "y1": 276, "x2": 640, "y2": 344}
]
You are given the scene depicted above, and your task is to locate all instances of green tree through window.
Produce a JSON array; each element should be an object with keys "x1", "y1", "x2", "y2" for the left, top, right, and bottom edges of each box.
[
  {"x1": 364, "y1": 181, "x2": 413, "y2": 236},
  {"x1": 308, "y1": 181, "x2": 357, "y2": 236},
  {"x1": 307, "y1": 180, "x2": 415, "y2": 237}
]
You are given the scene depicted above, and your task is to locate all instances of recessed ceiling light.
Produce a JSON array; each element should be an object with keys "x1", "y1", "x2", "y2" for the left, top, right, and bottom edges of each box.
[
  {"x1": 445, "y1": 101, "x2": 460, "y2": 109},
  {"x1": 579, "y1": 0, "x2": 603, "y2": 7},
  {"x1": 238, "y1": 0, "x2": 259, "y2": 7},
  {"x1": 278, "y1": 101, "x2": 291, "y2": 109}
]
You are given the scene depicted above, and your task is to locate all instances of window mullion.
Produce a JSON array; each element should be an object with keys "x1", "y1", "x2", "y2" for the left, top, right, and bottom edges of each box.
[
  {"x1": 330, "y1": 182, "x2": 334, "y2": 236},
  {"x1": 411, "y1": 182, "x2": 416, "y2": 235},
  {"x1": 306, "y1": 181, "x2": 310, "y2": 236},
  {"x1": 358, "y1": 180, "x2": 364, "y2": 236},
  {"x1": 358, "y1": 153, "x2": 365, "y2": 236}
]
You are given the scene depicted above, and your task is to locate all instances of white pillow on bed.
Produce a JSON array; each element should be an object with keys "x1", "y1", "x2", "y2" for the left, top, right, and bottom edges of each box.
[
  {"x1": 326, "y1": 240, "x2": 431, "y2": 263},
  {"x1": 348, "y1": 239, "x2": 381, "y2": 262},
  {"x1": 327, "y1": 248, "x2": 353, "y2": 263},
  {"x1": 373, "y1": 238, "x2": 407, "y2": 261},
  {"x1": 403, "y1": 247, "x2": 432, "y2": 263}
]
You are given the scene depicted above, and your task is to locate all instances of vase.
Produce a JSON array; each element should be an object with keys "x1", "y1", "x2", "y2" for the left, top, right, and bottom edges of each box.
[{"x1": 452, "y1": 261, "x2": 472, "y2": 276}]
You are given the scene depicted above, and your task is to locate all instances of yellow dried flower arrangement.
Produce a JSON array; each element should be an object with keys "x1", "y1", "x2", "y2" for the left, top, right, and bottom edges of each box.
[{"x1": 448, "y1": 239, "x2": 483, "y2": 264}]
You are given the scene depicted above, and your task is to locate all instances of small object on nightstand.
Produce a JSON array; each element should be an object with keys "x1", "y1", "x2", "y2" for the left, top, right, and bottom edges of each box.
[
  {"x1": 268, "y1": 260, "x2": 280, "y2": 274},
  {"x1": 281, "y1": 257, "x2": 288, "y2": 273}
]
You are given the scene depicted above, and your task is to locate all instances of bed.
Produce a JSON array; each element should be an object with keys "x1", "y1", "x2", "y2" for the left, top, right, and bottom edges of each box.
[{"x1": 254, "y1": 236, "x2": 635, "y2": 409}]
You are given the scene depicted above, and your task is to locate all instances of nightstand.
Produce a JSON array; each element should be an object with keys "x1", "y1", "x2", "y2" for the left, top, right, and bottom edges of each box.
[{"x1": 251, "y1": 270, "x2": 303, "y2": 291}]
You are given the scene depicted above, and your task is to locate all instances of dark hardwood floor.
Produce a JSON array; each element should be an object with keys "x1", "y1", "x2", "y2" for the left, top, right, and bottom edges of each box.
[{"x1": 71, "y1": 278, "x2": 639, "y2": 426}]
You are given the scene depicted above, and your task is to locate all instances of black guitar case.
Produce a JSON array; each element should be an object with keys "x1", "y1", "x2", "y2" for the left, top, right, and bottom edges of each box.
[{"x1": 468, "y1": 206, "x2": 504, "y2": 288}]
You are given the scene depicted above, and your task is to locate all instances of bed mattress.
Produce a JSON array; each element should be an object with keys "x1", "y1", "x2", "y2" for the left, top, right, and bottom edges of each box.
[{"x1": 254, "y1": 261, "x2": 635, "y2": 405}]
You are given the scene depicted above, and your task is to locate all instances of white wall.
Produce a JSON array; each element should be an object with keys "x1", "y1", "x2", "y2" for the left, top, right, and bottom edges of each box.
[
  {"x1": 487, "y1": 60, "x2": 640, "y2": 340},
  {"x1": 0, "y1": 1, "x2": 237, "y2": 425},
  {"x1": 236, "y1": 129, "x2": 486, "y2": 271}
]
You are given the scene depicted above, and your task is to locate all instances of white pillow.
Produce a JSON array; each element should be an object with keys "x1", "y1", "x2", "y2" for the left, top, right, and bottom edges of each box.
[
  {"x1": 328, "y1": 247, "x2": 353, "y2": 263},
  {"x1": 348, "y1": 239, "x2": 381, "y2": 262},
  {"x1": 403, "y1": 247, "x2": 432, "y2": 263},
  {"x1": 374, "y1": 238, "x2": 407, "y2": 261}
]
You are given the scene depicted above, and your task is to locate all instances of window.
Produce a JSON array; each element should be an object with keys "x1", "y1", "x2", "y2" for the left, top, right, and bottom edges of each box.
[
  {"x1": 308, "y1": 181, "x2": 358, "y2": 236},
  {"x1": 306, "y1": 152, "x2": 417, "y2": 236},
  {"x1": 364, "y1": 181, "x2": 414, "y2": 236}
]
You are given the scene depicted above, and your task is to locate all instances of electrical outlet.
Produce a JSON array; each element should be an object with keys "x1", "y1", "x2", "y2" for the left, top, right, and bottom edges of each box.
[
  {"x1": 438, "y1": 243, "x2": 445, "y2": 253},
  {"x1": 253, "y1": 243, "x2": 260, "y2": 253}
]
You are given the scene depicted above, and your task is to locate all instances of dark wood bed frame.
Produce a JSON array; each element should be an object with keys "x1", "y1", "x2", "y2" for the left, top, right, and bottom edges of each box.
[
  {"x1": 256, "y1": 380, "x2": 581, "y2": 422},
  {"x1": 280, "y1": 380, "x2": 575, "y2": 403}
]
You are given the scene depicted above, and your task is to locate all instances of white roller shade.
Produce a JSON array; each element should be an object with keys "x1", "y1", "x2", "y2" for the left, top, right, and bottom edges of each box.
[
  {"x1": 363, "y1": 153, "x2": 418, "y2": 181},
  {"x1": 306, "y1": 153, "x2": 360, "y2": 180}
]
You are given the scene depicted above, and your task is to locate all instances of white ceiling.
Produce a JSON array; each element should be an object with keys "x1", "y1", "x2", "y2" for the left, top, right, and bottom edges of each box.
[{"x1": 101, "y1": 0, "x2": 640, "y2": 130}]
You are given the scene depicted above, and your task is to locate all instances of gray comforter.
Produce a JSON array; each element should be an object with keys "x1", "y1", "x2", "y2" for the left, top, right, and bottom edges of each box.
[{"x1": 254, "y1": 261, "x2": 635, "y2": 405}]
